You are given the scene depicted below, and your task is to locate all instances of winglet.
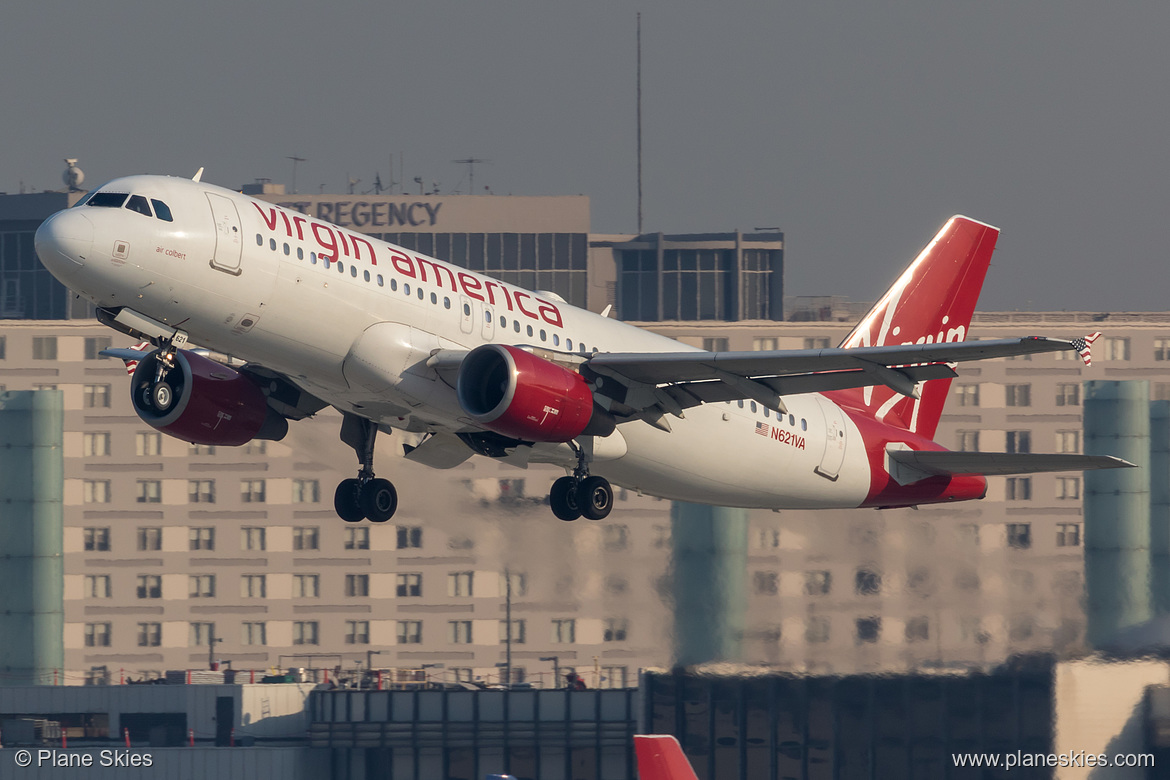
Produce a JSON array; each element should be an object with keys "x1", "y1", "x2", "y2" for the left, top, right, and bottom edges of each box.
[
  {"x1": 634, "y1": 735, "x2": 699, "y2": 780},
  {"x1": 192, "y1": 167, "x2": 204, "y2": 182},
  {"x1": 99, "y1": 341, "x2": 152, "y2": 375},
  {"x1": 1072, "y1": 331, "x2": 1102, "y2": 366}
]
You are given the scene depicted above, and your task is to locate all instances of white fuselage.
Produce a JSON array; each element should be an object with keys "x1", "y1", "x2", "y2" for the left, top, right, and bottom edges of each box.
[{"x1": 38, "y1": 175, "x2": 874, "y2": 509}]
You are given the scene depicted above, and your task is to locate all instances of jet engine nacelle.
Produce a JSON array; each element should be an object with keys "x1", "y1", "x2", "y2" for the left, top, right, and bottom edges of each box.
[
  {"x1": 130, "y1": 349, "x2": 288, "y2": 446},
  {"x1": 456, "y1": 344, "x2": 612, "y2": 442}
]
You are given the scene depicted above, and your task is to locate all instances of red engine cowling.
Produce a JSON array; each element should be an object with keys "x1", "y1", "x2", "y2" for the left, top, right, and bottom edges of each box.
[
  {"x1": 130, "y1": 349, "x2": 287, "y2": 446},
  {"x1": 456, "y1": 344, "x2": 600, "y2": 442}
]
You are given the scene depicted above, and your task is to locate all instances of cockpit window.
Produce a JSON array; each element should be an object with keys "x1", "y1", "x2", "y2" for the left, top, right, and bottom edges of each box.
[
  {"x1": 126, "y1": 195, "x2": 153, "y2": 217},
  {"x1": 151, "y1": 199, "x2": 173, "y2": 222},
  {"x1": 73, "y1": 190, "x2": 96, "y2": 207},
  {"x1": 86, "y1": 192, "x2": 129, "y2": 208}
]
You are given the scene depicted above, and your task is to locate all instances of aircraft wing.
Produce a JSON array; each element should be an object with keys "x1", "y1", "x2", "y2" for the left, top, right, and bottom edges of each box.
[
  {"x1": 582, "y1": 336, "x2": 1087, "y2": 424},
  {"x1": 886, "y1": 449, "x2": 1135, "y2": 486}
]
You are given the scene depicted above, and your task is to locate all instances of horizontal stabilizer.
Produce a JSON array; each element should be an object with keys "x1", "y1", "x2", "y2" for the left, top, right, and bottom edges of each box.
[{"x1": 887, "y1": 448, "x2": 1135, "y2": 485}]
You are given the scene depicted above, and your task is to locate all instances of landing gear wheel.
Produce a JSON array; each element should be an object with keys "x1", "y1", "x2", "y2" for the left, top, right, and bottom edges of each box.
[
  {"x1": 550, "y1": 476, "x2": 582, "y2": 521},
  {"x1": 578, "y1": 476, "x2": 614, "y2": 521},
  {"x1": 334, "y1": 478, "x2": 364, "y2": 522},
  {"x1": 152, "y1": 382, "x2": 174, "y2": 412},
  {"x1": 360, "y1": 478, "x2": 398, "y2": 523}
]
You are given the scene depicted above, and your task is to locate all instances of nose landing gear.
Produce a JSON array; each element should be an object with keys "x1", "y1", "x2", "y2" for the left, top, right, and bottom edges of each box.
[
  {"x1": 548, "y1": 441, "x2": 613, "y2": 521},
  {"x1": 335, "y1": 414, "x2": 398, "y2": 523}
]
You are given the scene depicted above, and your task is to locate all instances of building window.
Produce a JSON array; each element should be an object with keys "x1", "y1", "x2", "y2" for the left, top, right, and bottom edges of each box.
[
  {"x1": 242, "y1": 527, "x2": 266, "y2": 551},
  {"x1": 240, "y1": 479, "x2": 266, "y2": 503},
  {"x1": 448, "y1": 620, "x2": 473, "y2": 644},
  {"x1": 1006, "y1": 430, "x2": 1031, "y2": 454},
  {"x1": 1009, "y1": 615, "x2": 1035, "y2": 642},
  {"x1": 958, "y1": 524, "x2": 980, "y2": 547},
  {"x1": 243, "y1": 622, "x2": 267, "y2": 646},
  {"x1": 604, "y1": 618, "x2": 629, "y2": 642},
  {"x1": 293, "y1": 574, "x2": 319, "y2": 598},
  {"x1": 856, "y1": 617, "x2": 882, "y2": 643},
  {"x1": 188, "y1": 480, "x2": 216, "y2": 503},
  {"x1": 136, "y1": 432, "x2": 162, "y2": 456},
  {"x1": 752, "y1": 528, "x2": 781, "y2": 549},
  {"x1": 1103, "y1": 337, "x2": 1130, "y2": 361},
  {"x1": 345, "y1": 527, "x2": 370, "y2": 550},
  {"x1": 397, "y1": 620, "x2": 422, "y2": 644},
  {"x1": 954, "y1": 384, "x2": 980, "y2": 407},
  {"x1": 136, "y1": 575, "x2": 162, "y2": 599},
  {"x1": 136, "y1": 480, "x2": 161, "y2": 503},
  {"x1": 243, "y1": 441, "x2": 267, "y2": 455},
  {"x1": 1007, "y1": 523, "x2": 1032, "y2": 550},
  {"x1": 448, "y1": 571, "x2": 474, "y2": 597},
  {"x1": 189, "y1": 443, "x2": 216, "y2": 455},
  {"x1": 957, "y1": 430, "x2": 980, "y2": 452},
  {"x1": 396, "y1": 573, "x2": 422, "y2": 597},
  {"x1": 602, "y1": 524, "x2": 629, "y2": 550},
  {"x1": 345, "y1": 574, "x2": 369, "y2": 597},
  {"x1": 293, "y1": 527, "x2": 319, "y2": 551},
  {"x1": 652, "y1": 525, "x2": 671, "y2": 548},
  {"x1": 806, "y1": 616, "x2": 831, "y2": 644},
  {"x1": 32, "y1": 337, "x2": 57, "y2": 360},
  {"x1": 1056, "y1": 430, "x2": 1081, "y2": 453},
  {"x1": 905, "y1": 616, "x2": 930, "y2": 643},
  {"x1": 83, "y1": 481, "x2": 111, "y2": 504},
  {"x1": 189, "y1": 622, "x2": 216, "y2": 647},
  {"x1": 84, "y1": 336, "x2": 112, "y2": 360},
  {"x1": 189, "y1": 527, "x2": 215, "y2": 551},
  {"x1": 1157, "y1": 338, "x2": 1170, "y2": 361},
  {"x1": 1057, "y1": 523, "x2": 1082, "y2": 547},
  {"x1": 1006, "y1": 477, "x2": 1032, "y2": 501},
  {"x1": 137, "y1": 527, "x2": 162, "y2": 551},
  {"x1": 84, "y1": 527, "x2": 110, "y2": 551},
  {"x1": 85, "y1": 574, "x2": 111, "y2": 598},
  {"x1": 293, "y1": 621, "x2": 319, "y2": 646},
  {"x1": 804, "y1": 570, "x2": 832, "y2": 595},
  {"x1": 752, "y1": 337, "x2": 778, "y2": 351},
  {"x1": 854, "y1": 568, "x2": 882, "y2": 595},
  {"x1": 1005, "y1": 384, "x2": 1031, "y2": 407},
  {"x1": 1057, "y1": 476, "x2": 1081, "y2": 500},
  {"x1": 803, "y1": 338, "x2": 831, "y2": 349},
  {"x1": 551, "y1": 619, "x2": 576, "y2": 644},
  {"x1": 189, "y1": 574, "x2": 216, "y2": 598},
  {"x1": 137, "y1": 622, "x2": 161, "y2": 647},
  {"x1": 601, "y1": 666, "x2": 629, "y2": 689},
  {"x1": 83, "y1": 384, "x2": 111, "y2": 408},
  {"x1": 292, "y1": 479, "x2": 320, "y2": 503},
  {"x1": 85, "y1": 623, "x2": 112, "y2": 647},
  {"x1": 83, "y1": 432, "x2": 111, "y2": 456},
  {"x1": 753, "y1": 571, "x2": 779, "y2": 595},
  {"x1": 1056, "y1": 383, "x2": 1080, "y2": 406},
  {"x1": 241, "y1": 574, "x2": 267, "y2": 598},
  {"x1": 345, "y1": 620, "x2": 370, "y2": 645},
  {"x1": 500, "y1": 619, "x2": 526, "y2": 644},
  {"x1": 703, "y1": 338, "x2": 729, "y2": 352},
  {"x1": 504, "y1": 571, "x2": 528, "y2": 597},
  {"x1": 397, "y1": 525, "x2": 422, "y2": 549}
]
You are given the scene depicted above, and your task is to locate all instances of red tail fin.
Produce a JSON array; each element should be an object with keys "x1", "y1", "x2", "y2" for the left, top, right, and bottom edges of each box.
[
  {"x1": 634, "y1": 735, "x2": 699, "y2": 780},
  {"x1": 833, "y1": 216, "x2": 998, "y2": 439}
]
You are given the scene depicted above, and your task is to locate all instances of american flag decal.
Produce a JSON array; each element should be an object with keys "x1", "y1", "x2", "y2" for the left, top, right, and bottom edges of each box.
[
  {"x1": 1070, "y1": 331, "x2": 1101, "y2": 366},
  {"x1": 755, "y1": 421, "x2": 770, "y2": 437}
]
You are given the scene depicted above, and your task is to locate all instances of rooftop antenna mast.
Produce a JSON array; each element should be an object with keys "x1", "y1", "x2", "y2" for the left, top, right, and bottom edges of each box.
[
  {"x1": 286, "y1": 155, "x2": 306, "y2": 194},
  {"x1": 453, "y1": 158, "x2": 489, "y2": 195}
]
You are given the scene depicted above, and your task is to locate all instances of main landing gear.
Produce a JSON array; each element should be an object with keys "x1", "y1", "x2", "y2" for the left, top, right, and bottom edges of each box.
[
  {"x1": 549, "y1": 441, "x2": 614, "y2": 522},
  {"x1": 334, "y1": 414, "x2": 398, "y2": 523}
]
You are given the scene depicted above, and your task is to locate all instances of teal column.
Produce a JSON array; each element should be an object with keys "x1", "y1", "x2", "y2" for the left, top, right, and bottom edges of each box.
[
  {"x1": 0, "y1": 390, "x2": 64, "y2": 684},
  {"x1": 1151, "y1": 401, "x2": 1170, "y2": 614},
  {"x1": 669, "y1": 502, "x2": 748, "y2": 667},
  {"x1": 1084, "y1": 381, "x2": 1151, "y2": 648}
]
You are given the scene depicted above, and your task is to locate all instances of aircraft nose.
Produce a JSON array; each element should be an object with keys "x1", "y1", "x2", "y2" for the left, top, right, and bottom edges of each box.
[{"x1": 35, "y1": 209, "x2": 94, "y2": 268}]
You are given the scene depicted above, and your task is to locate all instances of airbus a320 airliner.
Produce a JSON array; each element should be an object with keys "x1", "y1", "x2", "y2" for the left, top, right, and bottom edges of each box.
[{"x1": 34, "y1": 171, "x2": 1130, "y2": 523}]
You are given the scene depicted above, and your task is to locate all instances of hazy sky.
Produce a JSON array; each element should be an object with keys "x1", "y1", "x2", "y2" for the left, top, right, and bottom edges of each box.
[{"x1": 4, "y1": 2, "x2": 1169, "y2": 312}]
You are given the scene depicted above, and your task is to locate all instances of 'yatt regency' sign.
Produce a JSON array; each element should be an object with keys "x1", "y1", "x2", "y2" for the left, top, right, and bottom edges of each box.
[{"x1": 254, "y1": 194, "x2": 591, "y2": 234}]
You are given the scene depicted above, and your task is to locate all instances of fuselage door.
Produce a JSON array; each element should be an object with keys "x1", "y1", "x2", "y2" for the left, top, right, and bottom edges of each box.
[
  {"x1": 814, "y1": 396, "x2": 848, "y2": 481},
  {"x1": 459, "y1": 297, "x2": 474, "y2": 335},
  {"x1": 206, "y1": 193, "x2": 243, "y2": 275}
]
